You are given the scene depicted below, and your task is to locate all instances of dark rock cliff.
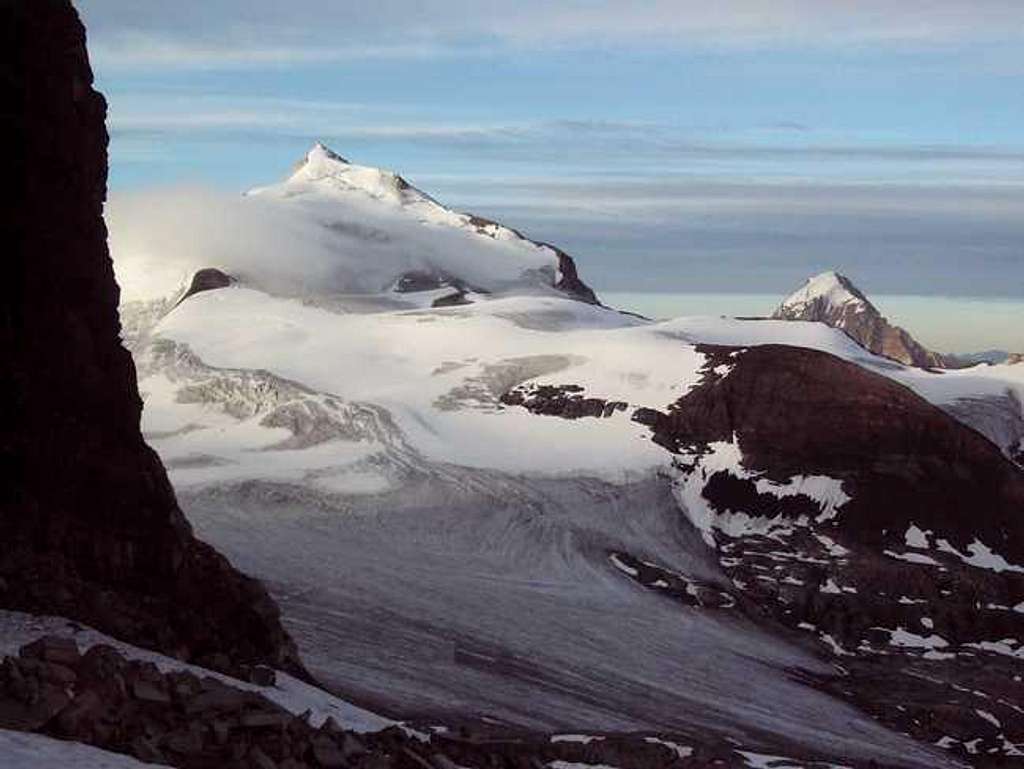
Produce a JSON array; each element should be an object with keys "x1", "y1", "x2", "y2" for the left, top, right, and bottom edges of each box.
[
  {"x1": 0, "y1": 0, "x2": 304, "y2": 679},
  {"x1": 649, "y1": 344, "x2": 1024, "y2": 556}
]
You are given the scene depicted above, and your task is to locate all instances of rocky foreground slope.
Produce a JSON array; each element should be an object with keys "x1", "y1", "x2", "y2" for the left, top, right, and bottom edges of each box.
[{"x1": 1, "y1": 0, "x2": 301, "y2": 680}]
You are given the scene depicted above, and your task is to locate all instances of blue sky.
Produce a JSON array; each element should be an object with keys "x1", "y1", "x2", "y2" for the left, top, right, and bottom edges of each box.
[{"x1": 76, "y1": 1, "x2": 1024, "y2": 309}]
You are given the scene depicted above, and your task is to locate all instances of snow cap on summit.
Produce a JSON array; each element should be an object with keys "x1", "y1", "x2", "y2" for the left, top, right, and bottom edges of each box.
[{"x1": 778, "y1": 270, "x2": 872, "y2": 314}]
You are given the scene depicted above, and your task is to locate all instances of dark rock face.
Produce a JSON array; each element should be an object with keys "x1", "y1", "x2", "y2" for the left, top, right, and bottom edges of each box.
[
  {"x1": 0, "y1": 0, "x2": 303, "y2": 678},
  {"x1": 650, "y1": 345, "x2": 1024, "y2": 557},
  {"x1": 501, "y1": 384, "x2": 627, "y2": 419},
  {"x1": 431, "y1": 291, "x2": 471, "y2": 308},
  {"x1": 549, "y1": 246, "x2": 600, "y2": 305}
]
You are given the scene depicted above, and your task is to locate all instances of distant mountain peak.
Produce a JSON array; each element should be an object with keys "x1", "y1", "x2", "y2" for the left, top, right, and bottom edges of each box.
[
  {"x1": 241, "y1": 143, "x2": 600, "y2": 304},
  {"x1": 772, "y1": 271, "x2": 953, "y2": 369},
  {"x1": 778, "y1": 270, "x2": 874, "y2": 315}
]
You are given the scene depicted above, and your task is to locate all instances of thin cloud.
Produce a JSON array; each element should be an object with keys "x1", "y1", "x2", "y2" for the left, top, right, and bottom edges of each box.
[
  {"x1": 76, "y1": 1, "x2": 1024, "y2": 71},
  {"x1": 89, "y1": 34, "x2": 449, "y2": 71},
  {"x1": 106, "y1": 107, "x2": 1024, "y2": 168}
]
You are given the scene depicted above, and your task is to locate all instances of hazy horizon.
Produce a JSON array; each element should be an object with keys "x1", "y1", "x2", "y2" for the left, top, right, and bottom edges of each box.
[{"x1": 602, "y1": 291, "x2": 1024, "y2": 353}]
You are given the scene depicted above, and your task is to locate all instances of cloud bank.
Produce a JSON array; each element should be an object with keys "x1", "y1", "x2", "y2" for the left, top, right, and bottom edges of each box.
[{"x1": 78, "y1": 1, "x2": 1024, "y2": 70}]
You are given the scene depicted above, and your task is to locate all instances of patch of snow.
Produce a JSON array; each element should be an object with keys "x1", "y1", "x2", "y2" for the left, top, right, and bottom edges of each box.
[
  {"x1": 904, "y1": 524, "x2": 931, "y2": 549},
  {"x1": 813, "y1": 533, "x2": 850, "y2": 557},
  {"x1": 820, "y1": 579, "x2": 842, "y2": 595},
  {"x1": 608, "y1": 555, "x2": 639, "y2": 578},
  {"x1": 752, "y1": 474, "x2": 851, "y2": 523},
  {"x1": 1001, "y1": 736, "x2": 1024, "y2": 757},
  {"x1": 962, "y1": 639, "x2": 1024, "y2": 659},
  {"x1": 820, "y1": 634, "x2": 852, "y2": 657},
  {"x1": 887, "y1": 627, "x2": 949, "y2": 650},
  {"x1": 883, "y1": 550, "x2": 941, "y2": 566},
  {"x1": 550, "y1": 735, "x2": 605, "y2": 745},
  {"x1": 643, "y1": 737, "x2": 693, "y2": 759},
  {"x1": 0, "y1": 730, "x2": 163, "y2": 768},
  {"x1": 976, "y1": 709, "x2": 1001, "y2": 728},
  {"x1": 936, "y1": 538, "x2": 1024, "y2": 574},
  {"x1": 670, "y1": 438, "x2": 849, "y2": 547}
]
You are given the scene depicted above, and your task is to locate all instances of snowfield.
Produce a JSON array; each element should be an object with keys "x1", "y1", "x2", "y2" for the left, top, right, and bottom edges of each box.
[
  {"x1": 101, "y1": 144, "x2": 1021, "y2": 769},
  {"x1": 0, "y1": 730, "x2": 164, "y2": 769}
]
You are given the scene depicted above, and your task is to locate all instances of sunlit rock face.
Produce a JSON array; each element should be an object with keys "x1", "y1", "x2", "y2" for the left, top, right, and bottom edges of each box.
[{"x1": 772, "y1": 271, "x2": 954, "y2": 368}]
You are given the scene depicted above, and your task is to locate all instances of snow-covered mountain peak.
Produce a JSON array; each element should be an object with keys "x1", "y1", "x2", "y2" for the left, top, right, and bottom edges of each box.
[
  {"x1": 284, "y1": 141, "x2": 435, "y2": 209},
  {"x1": 777, "y1": 271, "x2": 873, "y2": 316},
  {"x1": 111, "y1": 143, "x2": 599, "y2": 307}
]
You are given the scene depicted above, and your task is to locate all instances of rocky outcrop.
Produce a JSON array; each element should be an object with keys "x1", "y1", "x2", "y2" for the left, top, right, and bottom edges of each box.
[
  {"x1": 500, "y1": 384, "x2": 627, "y2": 419},
  {"x1": 772, "y1": 271, "x2": 954, "y2": 368},
  {"x1": 0, "y1": 636, "x2": 340, "y2": 768},
  {"x1": 648, "y1": 344, "x2": 1024, "y2": 553},
  {"x1": 549, "y1": 245, "x2": 600, "y2": 305},
  {"x1": 1, "y1": 0, "x2": 302, "y2": 679},
  {"x1": 641, "y1": 345, "x2": 1024, "y2": 764}
]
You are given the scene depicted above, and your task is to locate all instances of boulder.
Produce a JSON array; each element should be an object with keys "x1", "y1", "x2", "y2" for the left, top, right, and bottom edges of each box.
[{"x1": 19, "y1": 636, "x2": 81, "y2": 668}]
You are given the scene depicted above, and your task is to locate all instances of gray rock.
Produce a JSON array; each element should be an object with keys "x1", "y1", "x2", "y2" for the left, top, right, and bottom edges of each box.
[
  {"x1": 340, "y1": 733, "x2": 367, "y2": 759},
  {"x1": 312, "y1": 734, "x2": 347, "y2": 767},
  {"x1": 164, "y1": 727, "x2": 204, "y2": 756},
  {"x1": 132, "y1": 679, "x2": 171, "y2": 704},
  {"x1": 130, "y1": 736, "x2": 166, "y2": 764},
  {"x1": 54, "y1": 689, "x2": 104, "y2": 736},
  {"x1": 250, "y1": 664, "x2": 277, "y2": 687},
  {"x1": 248, "y1": 745, "x2": 279, "y2": 769},
  {"x1": 239, "y1": 710, "x2": 293, "y2": 729},
  {"x1": 19, "y1": 636, "x2": 81, "y2": 668}
]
